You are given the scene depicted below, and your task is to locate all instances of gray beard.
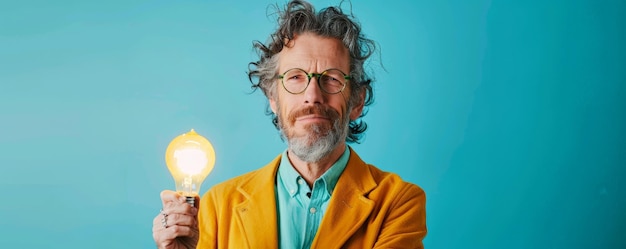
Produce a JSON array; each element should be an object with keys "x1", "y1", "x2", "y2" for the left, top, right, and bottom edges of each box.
[{"x1": 278, "y1": 109, "x2": 350, "y2": 163}]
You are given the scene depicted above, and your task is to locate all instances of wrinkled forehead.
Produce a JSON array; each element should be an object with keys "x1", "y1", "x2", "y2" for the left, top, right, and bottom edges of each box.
[{"x1": 279, "y1": 33, "x2": 350, "y2": 71}]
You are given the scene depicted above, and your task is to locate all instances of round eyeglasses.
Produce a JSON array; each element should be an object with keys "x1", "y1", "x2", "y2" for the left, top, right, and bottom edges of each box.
[{"x1": 278, "y1": 68, "x2": 350, "y2": 94}]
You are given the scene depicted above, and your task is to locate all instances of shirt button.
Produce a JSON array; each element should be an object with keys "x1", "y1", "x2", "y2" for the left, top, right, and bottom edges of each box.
[
  {"x1": 297, "y1": 179, "x2": 304, "y2": 185},
  {"x1": 290, "y1": 189, "x2": 295, "y2": 194},
  {"x1": 310, "y1": 207, "x2": 317, "y2": 214}
]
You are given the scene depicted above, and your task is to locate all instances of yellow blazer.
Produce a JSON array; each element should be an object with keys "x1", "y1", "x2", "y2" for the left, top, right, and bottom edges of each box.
[{"x1": 197, "y1": 149, "x2": 427, "y2": 248}]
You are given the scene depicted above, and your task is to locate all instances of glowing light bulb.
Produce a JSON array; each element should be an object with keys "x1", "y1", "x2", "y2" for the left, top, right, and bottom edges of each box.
[{"x1": 165, "y1": 129, "x2": 215, "y2": 205}]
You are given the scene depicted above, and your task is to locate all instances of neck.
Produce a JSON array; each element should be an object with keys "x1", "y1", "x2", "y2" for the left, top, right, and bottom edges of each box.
[{"x1": 287, "y1": 142, "x2": 347, "y2": 187}]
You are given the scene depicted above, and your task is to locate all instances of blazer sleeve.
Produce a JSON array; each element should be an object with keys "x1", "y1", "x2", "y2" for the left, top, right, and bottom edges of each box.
[{"x1": 373, "y1": 183, "x2": 427, "y2": 249}]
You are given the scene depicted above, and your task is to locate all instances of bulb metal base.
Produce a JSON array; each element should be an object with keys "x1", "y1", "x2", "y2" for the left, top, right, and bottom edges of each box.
[{"x1": 185, "y1": 196, "x2": 195, "y2": 206}]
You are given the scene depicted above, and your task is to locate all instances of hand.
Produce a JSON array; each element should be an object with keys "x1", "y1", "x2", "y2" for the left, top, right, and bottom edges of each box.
[{"x1": 152, "y1": 190, "x2": 200, "y2": 249}]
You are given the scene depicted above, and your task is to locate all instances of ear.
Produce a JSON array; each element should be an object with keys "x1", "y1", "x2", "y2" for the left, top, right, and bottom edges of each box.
[
  {"x1": 269, "y1": 96, "x2": 278, "y2": 114},
  {"x1": 349, "y1": 91, "x2": 366, "y2": 120}
]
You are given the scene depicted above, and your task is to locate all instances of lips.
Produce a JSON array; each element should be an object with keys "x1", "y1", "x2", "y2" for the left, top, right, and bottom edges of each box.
[{"x1": 296, "y1": 115, "x2": 330, "y2": 121}]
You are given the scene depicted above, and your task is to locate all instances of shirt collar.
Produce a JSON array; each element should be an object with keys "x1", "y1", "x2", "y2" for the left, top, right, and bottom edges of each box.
[{"x1": 277, "y1": 146, "x2": 351, "y2": 197}]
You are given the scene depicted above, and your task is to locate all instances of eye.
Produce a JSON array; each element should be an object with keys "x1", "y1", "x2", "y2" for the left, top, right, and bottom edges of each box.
[
  {"x1": 320, "y1": 75, "x2": 342, "y2": 85},
  {"x1": 326, "y1": 76, "x2": 340, "y2": 82},
  {"x1": 289, "y1": 75, "x2": 303, "y2": 80},
  {"x1": 283, "y1": 72, "x2": 307, "y2": 84}
]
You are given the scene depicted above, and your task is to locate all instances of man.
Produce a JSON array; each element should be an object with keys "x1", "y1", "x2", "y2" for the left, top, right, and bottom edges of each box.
[{"x1": 152, "y1": 1, "x2": 427, "y2": 248}]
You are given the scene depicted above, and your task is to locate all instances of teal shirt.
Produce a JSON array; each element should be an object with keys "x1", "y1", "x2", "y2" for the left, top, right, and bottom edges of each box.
[{"x1": 276, "y1": 147, "x2": 350, "y2": 249}]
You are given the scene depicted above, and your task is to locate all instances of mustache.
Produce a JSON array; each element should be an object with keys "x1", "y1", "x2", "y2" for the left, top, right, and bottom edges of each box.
[{"x1": 287, "y1": 105, "x2": 340, "y2": 124}]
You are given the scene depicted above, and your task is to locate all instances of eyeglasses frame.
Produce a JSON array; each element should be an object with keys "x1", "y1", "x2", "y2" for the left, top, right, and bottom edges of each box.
[{"x1": 278, "y1": 68, "x2": 351, "y2": 94}]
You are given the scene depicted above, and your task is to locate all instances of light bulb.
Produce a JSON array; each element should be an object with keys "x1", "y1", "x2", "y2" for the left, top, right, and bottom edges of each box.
[{"x1": 165, "y1": 129, "x2": 215, "y2": 205}]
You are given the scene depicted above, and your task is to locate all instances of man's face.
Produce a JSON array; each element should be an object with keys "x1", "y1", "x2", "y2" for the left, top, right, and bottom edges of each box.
[{"x1": 269, "y1": 33, "x2": 364, "y2": 162}]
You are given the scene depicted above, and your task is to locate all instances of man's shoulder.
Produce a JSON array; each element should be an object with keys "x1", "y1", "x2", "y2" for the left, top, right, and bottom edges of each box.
[
  {"x1": 204, "y1": 154, "x2": 281, "y2": 196},
  {"x1": 368, "y1": 164, "x2": 423, "y2": 190},
  {"x1": 210, "y1": 167, "x2": 268, "y2": 193}
]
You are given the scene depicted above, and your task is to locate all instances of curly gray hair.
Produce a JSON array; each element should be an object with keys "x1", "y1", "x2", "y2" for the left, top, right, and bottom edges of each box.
[{"x1": 247, "y1": 0, "x2": 376, "y2": 143}]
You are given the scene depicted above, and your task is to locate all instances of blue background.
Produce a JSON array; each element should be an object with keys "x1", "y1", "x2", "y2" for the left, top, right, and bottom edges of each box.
[{"x1": 1, "y1": 0, "x2": 624, "y2": 248}]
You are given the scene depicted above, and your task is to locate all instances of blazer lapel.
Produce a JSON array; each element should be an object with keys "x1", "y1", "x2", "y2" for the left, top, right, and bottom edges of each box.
[
  {"x1": 233, "y1": 155, "x2": 281, "y2": 248},
  {"x1": 312, "y1": 149, "x2": 377, "y2": 248}
]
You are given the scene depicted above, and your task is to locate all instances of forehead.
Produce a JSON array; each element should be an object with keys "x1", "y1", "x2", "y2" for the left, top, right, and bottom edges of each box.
[{"x1": 278, "y1": 33, "x2": 350, "y2": 72}]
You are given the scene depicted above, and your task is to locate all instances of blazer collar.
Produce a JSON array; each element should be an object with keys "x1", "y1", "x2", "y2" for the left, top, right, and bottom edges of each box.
[
  {"x1": 233, "y1": 149, "x2": 377, "y2": 249},
  {"x1": 234, "y1": 155, "x2": 282, "y2": 248},
  {"x1": 312, "y1": 148, "x2": 377, "y2": 248}
]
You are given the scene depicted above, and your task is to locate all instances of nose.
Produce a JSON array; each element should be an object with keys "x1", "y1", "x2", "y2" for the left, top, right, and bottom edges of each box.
[{"x1": 303, "y1": 76, "x2": 325, "y2": 104}]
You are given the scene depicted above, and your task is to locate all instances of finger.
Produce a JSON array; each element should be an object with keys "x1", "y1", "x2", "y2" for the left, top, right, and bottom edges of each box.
[
  {"x1": 160, "y1": 191, "x2": 197, "y2": 215},
  {"x1": 155, "y1": 224, "x2": 198, "y2": 243},
  {"x1": 153, "y1": 215, "x2": 163, "y2": 229},
  {"x1": 152, "y1": 213, "x2": 197, "y2": 230},
  {"x1": 152, "y1": 210, "x2": 198, "y2": 232},
  {"x1": 153, "y1": 225, "x2": 197, "y2": 249},
  {"x1": 160, "y1": 190, "x2": 183, "y2": 206},
  {"x1": 164, "y1": 213, "x2": 197, "y2": 227},
  {"x1": 167, "y1": 225, "x2": 198, "y2": 238},
  {"x1": 152, "y1": 214, "x2": 169, "y2": 233},
  {"x1": 162, "y1": 201, "x2": 198, "y2": 216}
]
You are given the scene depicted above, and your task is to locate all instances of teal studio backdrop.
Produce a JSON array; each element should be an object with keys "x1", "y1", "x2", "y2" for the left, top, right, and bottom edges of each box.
[{"x1": 0, "y1": 0, "x2": 624, "y2": 248}]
